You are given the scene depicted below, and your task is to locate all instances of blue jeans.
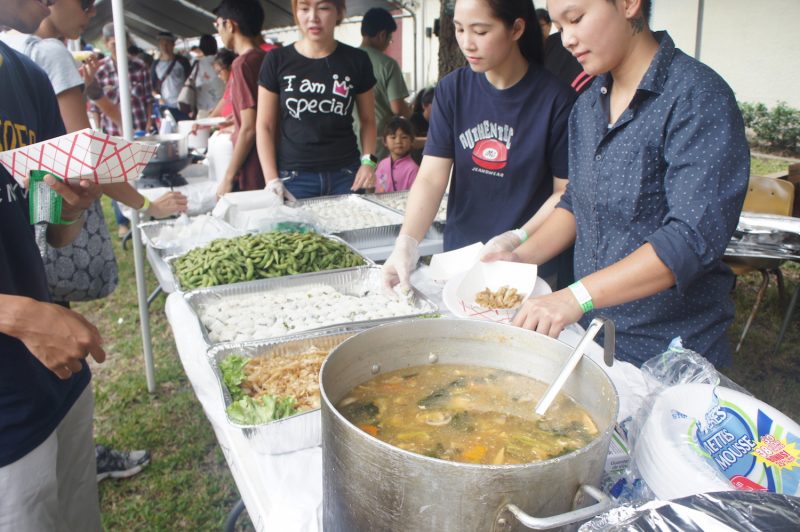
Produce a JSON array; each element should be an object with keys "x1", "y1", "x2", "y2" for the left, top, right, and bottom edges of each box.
[
  {"x1": 280, "y1": 161, "x2": 360, "y2": 199},
  {"x1": 112, "y1": 200, "x2": 129, "y2": 227}
]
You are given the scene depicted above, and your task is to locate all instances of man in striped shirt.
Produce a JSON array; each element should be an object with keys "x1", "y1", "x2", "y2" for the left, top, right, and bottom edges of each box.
[{"x1": 89, "y1": 23, "x2": 154, "y2": 136}]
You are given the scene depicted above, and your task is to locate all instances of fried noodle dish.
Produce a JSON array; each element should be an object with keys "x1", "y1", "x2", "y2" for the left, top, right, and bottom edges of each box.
[
  {"x1": 241, "y1": 349, "x2": 327, "y2": 410},
  {"x1": 475, "y1": 286, "x2": 523, "y2": 309}
]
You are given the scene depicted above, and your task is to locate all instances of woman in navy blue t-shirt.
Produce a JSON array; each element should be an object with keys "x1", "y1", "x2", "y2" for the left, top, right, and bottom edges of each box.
[{"x1": 382, "y1": 0, "x2": 575, "y2": 291}]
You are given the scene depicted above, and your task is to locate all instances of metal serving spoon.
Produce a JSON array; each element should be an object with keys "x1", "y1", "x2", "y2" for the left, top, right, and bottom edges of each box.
[{"x1": 534, "y1": 317, "x2": 615, "y2": 416}]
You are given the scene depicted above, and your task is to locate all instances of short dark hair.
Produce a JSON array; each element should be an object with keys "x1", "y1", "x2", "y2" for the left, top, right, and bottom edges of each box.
[
  {"x1": 361, "y1": 7, "x2": 397, "y2": 37},
  {"x1": 199, "y1": 34, "x2": 218, "y2": 56},
  {"x1": 608, "y1": 0, "x2": 652, "y2": 22},
  {"x1": 383, "y1": 116, "x2": 415, "y2": 138},
  {"x1": 213, "y1": 0, "x2": 265, "y2": 38},
  {"x1": 214, "y1": 48, "x2": 237, "y2": 70},
  {"x1": 535, "y1": 8, "x2": 550, "y2": 25}
]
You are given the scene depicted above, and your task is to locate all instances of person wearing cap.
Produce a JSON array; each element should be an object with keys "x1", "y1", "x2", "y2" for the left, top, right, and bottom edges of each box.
[
  {"x1": 354, "y1": 7, "x2": 410, "y2": 160},
  {"x1": 152, "y1": 30, "x2": 192, "y2": 122},
  {"x1": 0, "y1": 0, "x2": 106, "y2": 529}
]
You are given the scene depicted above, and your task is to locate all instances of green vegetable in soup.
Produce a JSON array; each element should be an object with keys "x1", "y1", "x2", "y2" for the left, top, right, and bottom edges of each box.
[
  {"x1": 417, "y1": 377, "x2": 466, "y2": 409},
  {"x1": 339, "y1": 401, "x2": 379, "y2": 425}
]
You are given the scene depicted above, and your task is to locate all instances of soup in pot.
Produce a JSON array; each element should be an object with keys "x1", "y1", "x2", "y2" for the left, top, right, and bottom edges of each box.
[{"x1": 337, "y1": 364, "x2": 598, "y2": 465}]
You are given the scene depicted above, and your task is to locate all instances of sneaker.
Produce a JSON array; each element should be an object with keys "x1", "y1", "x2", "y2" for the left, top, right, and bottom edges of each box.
[{"x1": 95, "y1": 444, "x2": 151, "y2": 482}]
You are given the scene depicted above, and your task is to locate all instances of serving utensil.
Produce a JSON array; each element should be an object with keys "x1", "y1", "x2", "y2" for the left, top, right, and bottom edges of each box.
[{"x1": 534, "y1": 317, "x2": 615, "y2": 416}]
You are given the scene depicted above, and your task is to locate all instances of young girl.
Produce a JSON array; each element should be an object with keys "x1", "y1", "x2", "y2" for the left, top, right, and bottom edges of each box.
[
  {"x1": 382, "y1": 0, "x2": 575, "y2": 290},
  {"x1": 256, "y1": 0, "x2": 378, "y2": 200},
  {"x1": 489, "y1": 0, "x2": 749, "y2": 367},
  {"x1": 375, "y1": 117, "x2": 419, "y2": 193}
]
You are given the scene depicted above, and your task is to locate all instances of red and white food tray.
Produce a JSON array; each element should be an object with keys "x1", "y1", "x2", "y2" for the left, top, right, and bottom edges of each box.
[{"x1": 0, "y1": 128, "x2": 157, "y2": 185}]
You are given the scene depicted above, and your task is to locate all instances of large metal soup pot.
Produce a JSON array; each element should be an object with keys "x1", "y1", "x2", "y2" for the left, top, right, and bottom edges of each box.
[{"x1": 321, "y1": 319, "x2": 619, "y2": 532}]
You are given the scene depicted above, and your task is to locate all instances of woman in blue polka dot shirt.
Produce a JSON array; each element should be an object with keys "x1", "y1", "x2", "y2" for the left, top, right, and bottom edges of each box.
[{"x1": 485, "y1": 0, "x2": 749, "y2": 367}]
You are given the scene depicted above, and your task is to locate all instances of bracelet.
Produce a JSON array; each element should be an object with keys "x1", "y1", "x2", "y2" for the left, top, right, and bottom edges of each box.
[
  {"x1": 568, "y1": 280, "x2": 594, "y2": 314},
  {"x1": 360, "y1": 155, "x2": 377, "y2": 169},
  {"x1": 511, "y1": 227, "x2": 528, "y2": 243},
  {"x1": 138, "y1": 196, "x2": 151, "y2": 213},
  {"x1": 58, "y1": 211, "x2": 85, "y2": 225}
]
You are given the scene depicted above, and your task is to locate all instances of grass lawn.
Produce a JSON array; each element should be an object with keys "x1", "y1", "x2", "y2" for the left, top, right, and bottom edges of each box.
[
  {"x1": 73, "y1": 199, "x2": 800, "y2": 530},
  {"x1": 751, "y1": 155, "x2": 796, "y2": 176}
]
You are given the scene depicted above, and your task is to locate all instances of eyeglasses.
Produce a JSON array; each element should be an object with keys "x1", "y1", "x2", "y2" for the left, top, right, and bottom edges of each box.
[
  {"x1": 213, "y1": 19, "x2": 227, "y2": 31},
  {"x1": 81, "y1": 0, "x2": 95, "y2": 12}
]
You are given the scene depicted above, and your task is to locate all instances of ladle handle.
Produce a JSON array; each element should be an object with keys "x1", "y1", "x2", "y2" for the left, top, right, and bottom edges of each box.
[{"x1": 534, "y1": 317, "x2": 613, "y2": 416}]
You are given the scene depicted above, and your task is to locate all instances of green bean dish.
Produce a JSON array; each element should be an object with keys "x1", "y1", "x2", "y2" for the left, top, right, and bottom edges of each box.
[{"x1": 173, "y1": 232, "x2": 366, "y2": 289}]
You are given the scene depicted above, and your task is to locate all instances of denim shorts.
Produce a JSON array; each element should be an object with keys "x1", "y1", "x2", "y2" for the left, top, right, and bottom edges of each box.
[{"x1": 279, "y1": 161, "x2": 361, "y2": 199}]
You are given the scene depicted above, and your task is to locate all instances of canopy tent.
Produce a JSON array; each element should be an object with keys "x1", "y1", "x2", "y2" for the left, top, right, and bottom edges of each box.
[{"x1": 88, "y1": 0, "x2": 399, "y2": 47}]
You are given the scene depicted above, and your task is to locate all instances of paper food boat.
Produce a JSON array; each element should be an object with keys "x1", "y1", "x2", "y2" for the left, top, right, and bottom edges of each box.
[
  {"x1": 428, "y1": 242, "x2": 485, "y2": 282},
  {"x1": 0, "y1": 128, "x2": 158, "y2": 186},
  {"x1": 454, "y1": 261, "x2": 538, "y2": 322}
]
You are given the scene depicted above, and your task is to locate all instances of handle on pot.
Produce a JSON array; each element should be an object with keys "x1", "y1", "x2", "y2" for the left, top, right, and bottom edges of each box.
[{"x1": 496, "y1": 485, "x2": 611, "y2": 531}]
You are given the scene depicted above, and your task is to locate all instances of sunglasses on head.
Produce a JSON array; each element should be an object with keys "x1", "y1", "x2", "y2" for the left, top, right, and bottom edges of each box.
[{"x1": 81, "y1": 0, "x2": 95, "y2": 11}]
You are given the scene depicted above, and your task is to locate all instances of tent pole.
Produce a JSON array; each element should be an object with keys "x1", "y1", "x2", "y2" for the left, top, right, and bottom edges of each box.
[{"x1": 110, "y1": 0, "x2": 157, "y2": 393}]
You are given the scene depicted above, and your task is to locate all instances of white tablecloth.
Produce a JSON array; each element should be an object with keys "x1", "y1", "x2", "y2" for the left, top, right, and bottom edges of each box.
[{"x1": 164, "y1": 267, "x2": 647, "y2": 531}]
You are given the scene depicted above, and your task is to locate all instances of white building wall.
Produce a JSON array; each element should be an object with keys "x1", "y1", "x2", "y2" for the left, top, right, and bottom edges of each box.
[{"x1": 651, "y1": 0, "x2": 800, "y2": 107}]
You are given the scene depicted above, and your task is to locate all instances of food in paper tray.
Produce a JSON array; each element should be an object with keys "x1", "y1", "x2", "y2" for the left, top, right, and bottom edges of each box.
[
  {"x1": 297, "y1": 198, "x2": 400, "y2": 232},
  {"x1": 474, "y1": 286, "x2": 523, "y2": 309},
  {"x1": 0, "y1": 128, "x2": 157, "y2": 185},
  {"x1": 71, "y1": 50, "x2": 94, "y2": 62},
  {"x1": 172, "y1": 232, "x2": 365, "y2": 289},
  {"x1": 200, "y1": 285, "x2": 430, "y2": 343},
  {"x1": 220, "y1": 349, "x2": 327, "y2": 424}
]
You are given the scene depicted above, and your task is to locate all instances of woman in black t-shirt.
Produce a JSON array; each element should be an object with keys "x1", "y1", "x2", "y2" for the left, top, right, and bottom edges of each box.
[{"x1": 256, "y1": 0, "x2": 377, "y2": 200}]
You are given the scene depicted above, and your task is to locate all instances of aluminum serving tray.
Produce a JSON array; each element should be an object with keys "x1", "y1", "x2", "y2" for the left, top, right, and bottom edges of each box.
[
  {"x1": 207, "y1": 327, "x2": 366, "y2": 454},
  {"x1": 184, "y1": 266, "x2": 438, "y2": 346},
  {"x1": 164, "y1": 233, "x2": 374, "y2": 292},
  {"x1": 363, "y1": 191, "x2": 447, "y2": 236},
  {"x1": 292, "y1": 194, "x2": 405, "y2": 248},
  {"x1": 138, "y1": 217, "x2": 240, "y2": 257}
]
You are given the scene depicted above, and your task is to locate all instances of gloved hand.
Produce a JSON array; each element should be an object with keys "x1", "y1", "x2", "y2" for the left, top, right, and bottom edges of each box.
[
  {"x1": 480, "y1": 229, "x2": 524, "y2": 262},
  {"x1": 265, "y1": 178, "x2": 297, "y2": 206},
  {"x1": 381, "y1": 234, "x2": 420, "y2": 295}
]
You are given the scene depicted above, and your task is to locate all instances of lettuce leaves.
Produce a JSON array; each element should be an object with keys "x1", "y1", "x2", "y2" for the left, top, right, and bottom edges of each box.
[{"x1": 219, "y1": 355, "x2": 298, "y2": 425}]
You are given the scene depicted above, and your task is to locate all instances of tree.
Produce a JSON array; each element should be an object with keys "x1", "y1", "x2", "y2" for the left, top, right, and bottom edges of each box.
[{"x1": 438, "y1": 0, "x2": 465, "y2": 78}]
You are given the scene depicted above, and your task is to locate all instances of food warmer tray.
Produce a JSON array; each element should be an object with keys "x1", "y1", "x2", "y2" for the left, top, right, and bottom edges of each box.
[
  {"x1": 291, "y1": 194, "x2": 405, "y2": 249},
  {"x1": 184, "y1": 266, "x2": 438, "y2": 346},
  {"x1": 163, "y1": 233, "x2": 374, "y2": 293},
  {"x1": 363, "y1": 191, "x2": 447, "y2": 236},
  {"x1": 207, "y1": 328, "x2": 366, "y2": 454}
]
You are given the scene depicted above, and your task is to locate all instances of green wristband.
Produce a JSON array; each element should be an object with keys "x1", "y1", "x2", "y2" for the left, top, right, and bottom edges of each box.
[
  {"x1": 568, "y1": 280, "x2": 594, "y2": 313},
  {"x1": 360, "y1": 155, "x2": 377, "y2": 169}
]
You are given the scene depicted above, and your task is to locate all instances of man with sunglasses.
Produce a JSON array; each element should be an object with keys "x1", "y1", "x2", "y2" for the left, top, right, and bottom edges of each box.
[{"x1": 0, "y1": 0, "x2": 106, "y2": 529}]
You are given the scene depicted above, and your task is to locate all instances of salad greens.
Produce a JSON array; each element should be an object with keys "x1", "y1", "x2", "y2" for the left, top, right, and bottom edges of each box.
[
  {"x1": 219, "y1": 355, "x2": 298, "y2": 424},
  {"x1": 226, "y1": 395, "x2": 297, "y2": 425}
]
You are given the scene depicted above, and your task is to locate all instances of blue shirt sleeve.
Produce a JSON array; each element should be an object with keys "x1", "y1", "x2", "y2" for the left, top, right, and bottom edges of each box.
[
  {"x1": 546, "y1": 90, "x2": 574, "y2": 178},
  {"x1": 645, "y1": 88, "x2": 749, "y2": 292},
  {"x1": 423, "y1": 73, "x2": 455, "y2": 159}
]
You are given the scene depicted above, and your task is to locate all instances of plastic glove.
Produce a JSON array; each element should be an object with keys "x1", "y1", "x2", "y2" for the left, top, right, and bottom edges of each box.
[
  {"x1": 382, "y1": 234, "x2": 420, "y2": 295},
  {"x1": 480, "y1": 230, "x2": 523, "y2": 262},
  {"x1": 265, "y1": 179, "x2": 297, "y2": 206},
  {"x1": 148, "y1": 191, "x2": 188, "y2": 218}
]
